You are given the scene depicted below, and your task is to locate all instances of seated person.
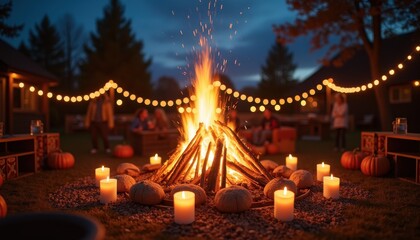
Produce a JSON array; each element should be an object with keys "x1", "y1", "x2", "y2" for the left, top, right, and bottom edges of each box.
[
  {"x1": 131, "y1": 108, "x2": 155, "y2": 133},
  {"x1": 226, "y1": 108, "x2": 241, "y2": 132},
  {"x1": 252, "y1": 108, "x2": 280, "y2": 146},
  {"x1": 153, "y1": 108, "x2": 170, "y2": 138}
]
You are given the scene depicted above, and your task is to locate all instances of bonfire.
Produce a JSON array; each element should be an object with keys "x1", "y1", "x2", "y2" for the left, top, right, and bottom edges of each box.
[{"x1": 151, "y1": 38, "x2": 273, "y2": 192}]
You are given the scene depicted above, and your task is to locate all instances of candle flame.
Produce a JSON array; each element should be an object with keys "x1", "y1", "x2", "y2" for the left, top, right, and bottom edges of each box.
[
  {"x1": 101, "y1": 165, "x2": 104, "y2": 171},
  {"x1": 283, "y1": 186, "x2": 287, "y2": 195},
  {"x1": 154, "y1": 153, "x2": 158, "y2": 159},
  {"x1": 182, "y1": 191, "x2": 186, "y2": 199},
  {"x1": 288, "y1": 154, "x2": 292, "y2": 158},
  {"x1": 331, "y1": 174, "x2": 333, "y2": 179},
  {"x1": 106, "y1": 176, "x2": 110, "y2": 181},
  {"x1": 322, "y1": 162, "x2": 324, "y2": 167}
]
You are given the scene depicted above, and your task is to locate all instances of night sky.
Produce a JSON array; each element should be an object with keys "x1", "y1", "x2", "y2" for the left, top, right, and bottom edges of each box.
[{"x1": 4, "y1": 0, "x2": 326, "y2": 90}]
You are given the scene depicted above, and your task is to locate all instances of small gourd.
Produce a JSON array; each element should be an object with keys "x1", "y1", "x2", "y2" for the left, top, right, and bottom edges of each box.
[
  {"x1": 272, "y1": 165, "x2": 294, "y2": 178},
  {"x1": 264, "y1": 177, "x2": 297, "y2": 199},
  {"x1": 260, "y1": 159, "x2": 279, "y2": 172},
  {"x1": 214, "y1": 186, "x2": 252, "y2": 213},
  {"x1": 114, "y1": 174, "x2": 136, "y2": 193},
  {"x1": 129, "y1": 180, "x2": 165, "y2": 205},
  {"x1": 116, "y1": 163, "x2": 141, "y2": 177},
  {"x1": 289, "y1": 170, "x2": 313, "y2": 189}
]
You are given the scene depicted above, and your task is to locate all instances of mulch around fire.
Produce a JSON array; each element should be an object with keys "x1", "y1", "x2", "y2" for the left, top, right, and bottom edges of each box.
[{"x1": 49, "y1": 176, "x2": 370, "y2": 239}]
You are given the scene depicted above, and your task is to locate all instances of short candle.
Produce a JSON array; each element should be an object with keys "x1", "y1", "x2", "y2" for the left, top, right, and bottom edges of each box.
[
  {"x1": 286, "y1": 154, "x2": 298, "y2": 171},
  {"x1": 316, "y1": 162, "x2": 331, "y2": 181},
  {"x1": 150, "y1": 153, "x2": 162, "y2": 165},
  {"x1": 274, "y1": 187, "x2": 295, "y2": 222},
  {"x1": 95, "y1": 165, "x2": 110, "y2": 187},
  {"x1": 174, "y1": 191, "x2": 195, "y2": 224},
  {"x1": 323, "y1": 174, "x2": 340, "y2": 199},
  {"x1": 99, "y1": 176, "x2": 117, "y2": 204}
]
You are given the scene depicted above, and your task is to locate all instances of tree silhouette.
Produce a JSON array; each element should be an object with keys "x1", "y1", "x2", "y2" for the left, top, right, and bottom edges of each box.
[
  {"x1": 274, "y1": 0, "x2": 420, "y2": 130},
  {"x1": 19, "y1": 15, "x2": 65, "y2": 81},
  {"x1": 80, "y1": 0, "x2": 152, "y2": 112},
  {"x1": 154, "y1": 76, "x2": 182, "y2": 101},
  {"x1": 0, "y1": 1, "x2": 23, "y2": 38},
  {"x1": 259, "y1": 41, "x2": 297, "y2": 99},
  {"x1": 58, "y1": 14, "x2": 85, "y2": 91}
]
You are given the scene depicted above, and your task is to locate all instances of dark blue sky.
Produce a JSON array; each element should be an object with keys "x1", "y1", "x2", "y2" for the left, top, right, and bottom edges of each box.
[{"x1": 4, "y1": 0, "x2": 326, "y2": 89}]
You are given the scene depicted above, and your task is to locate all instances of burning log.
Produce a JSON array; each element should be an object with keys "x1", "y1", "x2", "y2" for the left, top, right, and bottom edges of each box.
[
  {"x1": 206, "y1": 139, "x2": 224, "y2": 192},
  {"x1": 200, "y1": 141, "x2": 212, "y2": 187},
  {"x1": 220, "y1": 146, "x2": 227, "y2": 189},
  {"x1": 152, "y1": 120, "x2": 274, "y2": 192}
]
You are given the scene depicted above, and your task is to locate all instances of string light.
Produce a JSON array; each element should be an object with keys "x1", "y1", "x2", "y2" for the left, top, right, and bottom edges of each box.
[{"x1": 18, "y1": 44, "x2": 418, "y2": 111}]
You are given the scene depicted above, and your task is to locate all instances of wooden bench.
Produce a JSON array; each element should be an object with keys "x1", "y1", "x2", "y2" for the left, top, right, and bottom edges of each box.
[{"x1": 128, "y1": 129, "x2": 181, "y2": 158}]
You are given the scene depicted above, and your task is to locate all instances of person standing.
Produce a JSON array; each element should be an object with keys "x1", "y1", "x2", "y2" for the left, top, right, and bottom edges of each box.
[
  {"x1": 85, "y1": 93, "x2": 114, "y2": 154},
  {"x1": 331, "y1": 93, "x2": 349, "y2": 152}
]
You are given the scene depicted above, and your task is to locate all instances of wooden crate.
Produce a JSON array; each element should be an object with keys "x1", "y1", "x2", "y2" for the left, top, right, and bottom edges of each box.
[
  {"x1": 129, "y1": 129, "x2": 180, "y2": 159},
  {"x1": 34, "y1": 133, "x2": 60, "y2": 171},
  {"x1": 0, "y1": 156, "x2": 18, "y2": 180},
  {"x1": 360, "y1": 132, "x2": 386, "y2": 154}
]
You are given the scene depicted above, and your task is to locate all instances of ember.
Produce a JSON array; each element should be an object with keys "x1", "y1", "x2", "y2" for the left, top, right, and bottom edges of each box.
[{"x1": 151, "y1": 38, "x2": 273, "y2": 192}]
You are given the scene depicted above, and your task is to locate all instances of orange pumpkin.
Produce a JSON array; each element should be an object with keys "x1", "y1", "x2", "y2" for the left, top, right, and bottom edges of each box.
[
  {"x1": 266, "y1": 143, "x2": 280, "y2": 155},
  {"x1": 360, "y1": 153, "x2": 390, "y2": 177},
  {"x1": 0, "y1": 194, "x2": 7, "y2": 218},
  {"x1": 340, "y1": 148, "x2": 368, "y2": 170},
  {"x1": 113, "y1": 144, "x2": 134, "y2": 158},
  {"x1": 47, "y1": 150, "x2": 75, "y2": 169}
]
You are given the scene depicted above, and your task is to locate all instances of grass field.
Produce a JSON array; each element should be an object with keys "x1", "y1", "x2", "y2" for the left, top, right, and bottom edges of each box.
[{"x1": 1, "y1": 130, "x2": 419, "y2": 239}]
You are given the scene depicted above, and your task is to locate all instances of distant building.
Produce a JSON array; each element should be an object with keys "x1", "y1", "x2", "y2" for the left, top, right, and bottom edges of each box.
[
  {"x1": 0, "y1": 39, "x2": 58, "y2": 134},
  {"x1": 292, "y1": 31, "x2": 420, "y2": 133}
]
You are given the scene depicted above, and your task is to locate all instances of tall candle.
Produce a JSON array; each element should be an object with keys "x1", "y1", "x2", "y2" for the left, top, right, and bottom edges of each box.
[
  {"x1": 100, "y1": 176, "x2": 117, "y2": 204},
  {"x1": 316, "y1": 162, "x2": 331, "y2": 181},
  {"x1": 174, "y1": 191, "x2": 195, "y2": 224},
  {"x1": 323, "y1": 174, "x2": 340, "y2": 199},
  {"x1": 274, "y1": 187, "x2": 295, "y2": 222},
  {"x1": 95, "y1": 165, "x2": 110, "y2": 187},
  {"x1": 150, "y1": 153, "x2": 162, "y2": 165},
  {"x1": 285, "y1": 154, "x2": 298, "y2": 171}
]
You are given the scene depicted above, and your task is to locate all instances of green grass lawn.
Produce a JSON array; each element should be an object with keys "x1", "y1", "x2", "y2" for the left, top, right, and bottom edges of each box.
[{"x1": 1, "y1": 130, "x2": 419, "y2": 239}]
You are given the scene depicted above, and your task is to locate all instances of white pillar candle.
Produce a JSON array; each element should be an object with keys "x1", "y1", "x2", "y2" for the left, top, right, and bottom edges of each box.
[
  {"x1": 150, "y1": 153, "x2": 162, "y2": 165},
  {"x1": 285, "y1": 154, "x2": 298, "y2": 171},
  {"x1": 323, "y1": 174, "x2": 340, "y2": 199},
  {"x1": 95, "y1": 165, "x2": 110, "y2": 187},
  {"x1": 316, "y1": 162, "x2": 331, "y2": 181},
  {"x1": 274, "y1": 187, "x2": 295, "y2": 222},
  {"x1": 100, "y1": 176, "x2": 117, "y2": 204},
  {"x1": 174, "y1": 191, "x2": 195, "y2": 224}
]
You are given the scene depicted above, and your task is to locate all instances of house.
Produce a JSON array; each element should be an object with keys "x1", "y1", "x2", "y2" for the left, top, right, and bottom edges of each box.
[
  {"x1": 291, "y1": 31, "x2": 420, "y2": 133},
  {"x1": 0, "y1": 38, "x2": 58, "y2": 134}
]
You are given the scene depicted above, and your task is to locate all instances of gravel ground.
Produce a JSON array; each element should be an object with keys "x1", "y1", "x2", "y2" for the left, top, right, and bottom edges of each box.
[{"x1": 49, "y1": 176, "x2": 370, "y2": 239}]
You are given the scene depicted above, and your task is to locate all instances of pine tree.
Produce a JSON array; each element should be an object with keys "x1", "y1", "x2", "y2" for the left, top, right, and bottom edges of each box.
[
  {"x1": 0, "y1": 0, "x2": 23, "y2": 38},
  {"x1": 21, "y1": 15, "x2": 65, "y2": 82},
  {"x1": 80, "y1": 0, "x2": 152, "y2": 109},
  {"x1": 258, "y1": 41, "x2": 297, "y2": 98}
]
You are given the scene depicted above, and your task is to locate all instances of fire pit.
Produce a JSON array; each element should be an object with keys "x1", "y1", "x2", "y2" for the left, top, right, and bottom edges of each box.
[{"x1": 127, "y1": 39, "x2": 312, "y2": 209}]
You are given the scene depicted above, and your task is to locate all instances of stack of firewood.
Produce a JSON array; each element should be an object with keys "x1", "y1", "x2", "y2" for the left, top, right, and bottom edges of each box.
[{"x1": 151, "y1": 121, "x2": 273, "y2": 192}]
